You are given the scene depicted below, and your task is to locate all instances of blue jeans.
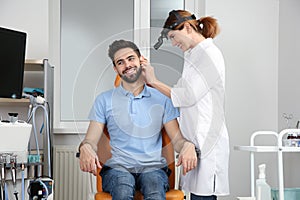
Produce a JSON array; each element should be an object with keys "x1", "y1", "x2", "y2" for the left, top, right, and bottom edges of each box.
[
  {"x1": 191, "y1": 194, "x2": 217, "y2": 200},
  {"x1": 100, "y1": 166, "x2": 169, "y2": 200}
]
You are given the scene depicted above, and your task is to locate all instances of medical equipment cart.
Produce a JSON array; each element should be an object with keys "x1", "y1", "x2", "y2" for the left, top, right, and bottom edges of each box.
[{"x1": 234, "y1": 129, "x2": 300, "y2": 200}]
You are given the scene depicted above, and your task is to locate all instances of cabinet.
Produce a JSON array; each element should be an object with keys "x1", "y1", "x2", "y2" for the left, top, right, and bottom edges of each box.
[{"x1": 234, "y1": 129, "x2": 300, "y2": 200}]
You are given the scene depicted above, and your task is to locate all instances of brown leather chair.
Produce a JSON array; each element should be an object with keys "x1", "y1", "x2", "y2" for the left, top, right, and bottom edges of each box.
[{"x1": 94, "y1": 75, "x2": 184, "y2": 200}]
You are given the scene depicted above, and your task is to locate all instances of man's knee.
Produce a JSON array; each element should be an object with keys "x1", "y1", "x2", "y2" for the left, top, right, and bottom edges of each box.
[
  {"x1": 111, "y1": 183, "x2": 135, "y2": 200},
  {"x1": 138, "y1": 169, "x2": 169, "y2": 199},
  {"x1": 102, "y1": 168, "x2": 136, "y2": 198}
]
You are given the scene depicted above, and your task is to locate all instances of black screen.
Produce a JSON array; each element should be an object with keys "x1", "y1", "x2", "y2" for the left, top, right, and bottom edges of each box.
[{"x1": 0, "y1": 27, "x2": 27, "y2": 99}]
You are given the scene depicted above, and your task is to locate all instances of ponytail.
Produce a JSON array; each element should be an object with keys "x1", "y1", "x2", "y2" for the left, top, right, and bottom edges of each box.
[
  {"x1": 197, "y1": 16, "x2": 220, "y2": 39},
  {"x1": 162, "y1": 10, "x2": 220, "y2": 39}
]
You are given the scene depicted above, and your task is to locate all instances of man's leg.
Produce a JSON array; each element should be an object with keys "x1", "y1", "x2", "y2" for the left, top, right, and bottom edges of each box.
[
  {"x1": 137, "y1": 168, "x2": 169, "y2": 200},
  {"x1": 100, "y1": 166, "x2": 135, "y2": 200},
  {"x1": 191, "y1": 194, "x2": 217, "y2": 200}
]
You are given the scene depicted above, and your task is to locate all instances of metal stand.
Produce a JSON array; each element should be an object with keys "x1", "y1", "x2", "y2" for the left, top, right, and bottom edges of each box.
[{"x1": 234, "y1": 129, "x2": 300, "y2": 200}]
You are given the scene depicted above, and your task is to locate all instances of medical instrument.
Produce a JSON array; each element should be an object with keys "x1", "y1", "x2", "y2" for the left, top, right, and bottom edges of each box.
[
  {"x1": 27, "y1": 178, "x2": 53, "y2": 200},
  {"x1": 0, "y1": 154, "x2": 9, "y2": 200},
  {"x1": 0, "y1": 153, "x2": 21, "y2": 200},
  {"x1": 0, "y1": 120, "x2": 32, "y2": 164},
  {"x1": 154, "y1": 10, "x2": 196, "y2": 50},
  {"x1": 24, "y1": 93, "x2": 51, "y2": 178},
  {"x1": 23, "y1": 94, "x2": 53, "y2": 200},
  {"x1": 8, "y1": 113, "x2": 18, "y2": 123},
  {"x1": 0, "y1": 113, "x2": 51, "y2": 199},
  {"x1": 10, "y1": 155, "x2": 18, "y2": 200},
  {"x1": 21, "y1": 164, "x2": 25, "y2": 200},
  {"x1": 0, "y1": 94, "x2": 52, "y2": 199}
]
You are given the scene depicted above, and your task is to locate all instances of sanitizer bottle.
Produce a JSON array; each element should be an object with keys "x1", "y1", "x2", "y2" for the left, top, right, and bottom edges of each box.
[{"x1": 256, "y1": 164, "x2": 271, "y2": 200}]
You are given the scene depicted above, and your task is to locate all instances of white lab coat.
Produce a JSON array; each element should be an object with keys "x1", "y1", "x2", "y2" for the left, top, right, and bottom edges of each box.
[{"x1": 171, "y1": 38, "x2": 229, "y2": 196}]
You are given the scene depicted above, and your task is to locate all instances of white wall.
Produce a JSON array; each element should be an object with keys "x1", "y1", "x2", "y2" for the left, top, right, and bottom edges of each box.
[
  {"x1": 204, "y1": 0, "x2": 279, "y2": 199},
  {"x1": 278, "y1": 0, "x2": 300, "y2": 132},
  {"x1": 278, "y1": 0, "x2": 300, "y2": 189},
  {"x1": 0, "y1": 0, "x2": 48, "y2": 59}
]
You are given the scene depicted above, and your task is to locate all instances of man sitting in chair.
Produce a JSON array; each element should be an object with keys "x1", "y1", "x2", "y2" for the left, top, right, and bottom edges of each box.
[{"x1": 79, "y1": 39, "x2": 197, "y2": 200}]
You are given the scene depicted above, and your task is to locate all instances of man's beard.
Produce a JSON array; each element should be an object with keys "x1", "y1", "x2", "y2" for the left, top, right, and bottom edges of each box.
[{"x1": 120, "y1": 66, "x2": 142, "y2": 83}]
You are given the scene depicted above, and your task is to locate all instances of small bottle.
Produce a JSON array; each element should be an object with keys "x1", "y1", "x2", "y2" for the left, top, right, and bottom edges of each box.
[
  {"x1": 297, "y1": 133, "x2": 300, "y2": 147},
  {"x1": 8, "y1": 112, "x2": 18, "y2": 123},
  {"x1": 291, "y1": 133, "x2": 297, "y2": 147},
  {"x1": 256, "y1": 164, "x2": 271, "y2": 200}
]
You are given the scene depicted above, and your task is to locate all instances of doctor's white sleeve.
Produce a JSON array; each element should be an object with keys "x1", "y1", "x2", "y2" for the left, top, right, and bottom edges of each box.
[{"x1": 171, "y1": 60, "x2": 221, "y2": 108}]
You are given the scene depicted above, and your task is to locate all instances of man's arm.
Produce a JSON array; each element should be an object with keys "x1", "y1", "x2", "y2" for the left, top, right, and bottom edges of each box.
[
  {"x1": 79, "y1": 120, "x2": 104, "y2": 176},
  {"x1": 163, "y1": 119, "x2": 197, "y2": 175}
]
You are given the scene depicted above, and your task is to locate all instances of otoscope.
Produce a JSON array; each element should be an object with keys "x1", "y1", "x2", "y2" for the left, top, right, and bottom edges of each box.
[
  {"x1": 10, "y1": 156, "x2": 18, "y2": 200},
  {"x1": 0, "y1": 155, "x2": 6, "y2": 200},
  {"x1": 153, "y1": 29, "x2": 169, "y2": 50}
]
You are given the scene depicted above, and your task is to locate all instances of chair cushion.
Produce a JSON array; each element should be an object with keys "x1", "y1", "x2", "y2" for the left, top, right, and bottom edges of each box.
[
  {"x1": 166, "y1": 189, "x2": 185, "y2": 199},
  {"x1": 95, "y1": 192, "x2": 112, "y2": 200}
]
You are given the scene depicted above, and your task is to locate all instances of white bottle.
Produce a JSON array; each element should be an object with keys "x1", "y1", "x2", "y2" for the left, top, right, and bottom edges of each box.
[{"x1": 256, "y1": 164, "x2": 272, "y2": 200}]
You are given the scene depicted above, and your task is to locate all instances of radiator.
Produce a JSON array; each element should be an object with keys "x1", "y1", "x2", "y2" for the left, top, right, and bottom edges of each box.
[{"x1": 53, "y1": 145, "x2": 96, "y2": 200}]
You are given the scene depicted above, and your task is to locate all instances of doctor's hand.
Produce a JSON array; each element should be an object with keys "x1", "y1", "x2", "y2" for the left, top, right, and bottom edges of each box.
[
  {"x1": 140, "y1": 56, "x2": 158, "y2": 86},
  {"x1": 79, "y1": 143, "x2": 102, "y2": 176},
  {"x1": 176, "y1": 142, "x2": 198, "y2": 175}
]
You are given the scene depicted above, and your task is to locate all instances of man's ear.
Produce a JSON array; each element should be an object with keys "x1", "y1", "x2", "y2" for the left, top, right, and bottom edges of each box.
[{"x1": 113, "y1": 66, "x2": 117, "y2": 73}]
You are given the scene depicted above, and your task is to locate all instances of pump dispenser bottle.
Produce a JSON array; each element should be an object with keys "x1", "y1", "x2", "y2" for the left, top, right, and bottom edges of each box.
[{"x1": 256, "y1": 164, "x2": 271, "y2": 200}]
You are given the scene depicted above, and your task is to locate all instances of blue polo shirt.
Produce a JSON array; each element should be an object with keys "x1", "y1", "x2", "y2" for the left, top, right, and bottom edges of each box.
[{"x1": 88, "y1": 84, "x2": 179, "y2": 172}]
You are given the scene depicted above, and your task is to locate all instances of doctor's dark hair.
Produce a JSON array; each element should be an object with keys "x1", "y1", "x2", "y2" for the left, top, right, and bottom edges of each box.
[
  {"x1": 108, "y1": 39, "x2": 141, "y2": 66},
  {"x1": 164, "y1": 10, "x2": 220, "y2": 39}
]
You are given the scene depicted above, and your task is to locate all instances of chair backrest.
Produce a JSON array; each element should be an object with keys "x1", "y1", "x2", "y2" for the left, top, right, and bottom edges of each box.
[
  {"x1": 96, "y1": 75, "x2": 176, "y2": 192},
  {"x1": 96, "y1": 129, "x2": 176, "y2": 192}
]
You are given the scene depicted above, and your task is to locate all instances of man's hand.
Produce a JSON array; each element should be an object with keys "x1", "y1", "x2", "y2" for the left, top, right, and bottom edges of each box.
[
  {"x1": 79, "y1": 143, "x2": 102, "y2": 176},
  {"x1": 176, "y1": 142, "x2": 198, "y2": 175}
]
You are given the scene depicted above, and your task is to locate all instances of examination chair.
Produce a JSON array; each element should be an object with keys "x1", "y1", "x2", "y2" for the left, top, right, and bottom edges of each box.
[{"x1": 94, "y1": 75, "x2": 185, "y2": 200}]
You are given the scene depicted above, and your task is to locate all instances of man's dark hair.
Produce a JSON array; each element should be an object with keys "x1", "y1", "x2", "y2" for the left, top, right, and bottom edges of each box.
[{"x1": 108, "y1": 40, "x2": 141, "y2": 66}]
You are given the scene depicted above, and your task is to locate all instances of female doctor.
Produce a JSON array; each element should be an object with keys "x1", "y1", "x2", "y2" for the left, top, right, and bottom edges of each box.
[{"x1": 142, "y1": 10, "x2": 229, "y2": 200}]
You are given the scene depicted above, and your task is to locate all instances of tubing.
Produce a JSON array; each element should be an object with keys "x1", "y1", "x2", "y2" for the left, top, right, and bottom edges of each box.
[
  {"x1": 31, "y1": 104, "x2": 51, "y2": 177},
  {"x1": 21, "y1": 164, "x2": 24, "y2": 200},
  {"x1": 25, "y1": 94, "x2": 52, "y2": 177},
  {"x1": 4, "y1": 183, "x2": 8, "y2": 200}
]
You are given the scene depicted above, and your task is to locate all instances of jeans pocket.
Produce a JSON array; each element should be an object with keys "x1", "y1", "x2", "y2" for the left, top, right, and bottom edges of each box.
[
  {"x1": 159, "y1": 168, "x2": 170, "y2": 192},
  {"x1": 100, "y1": 165, "x2": 111, "y2": 176},
  {"x1": 100, "y1": 165, "x2": 113, "y2": 191}
]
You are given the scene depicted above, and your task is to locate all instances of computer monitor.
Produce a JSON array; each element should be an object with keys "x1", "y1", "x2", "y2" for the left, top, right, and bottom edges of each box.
[{"x1": 0, "y1": 27, "x2": 27, "y2": 99}]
